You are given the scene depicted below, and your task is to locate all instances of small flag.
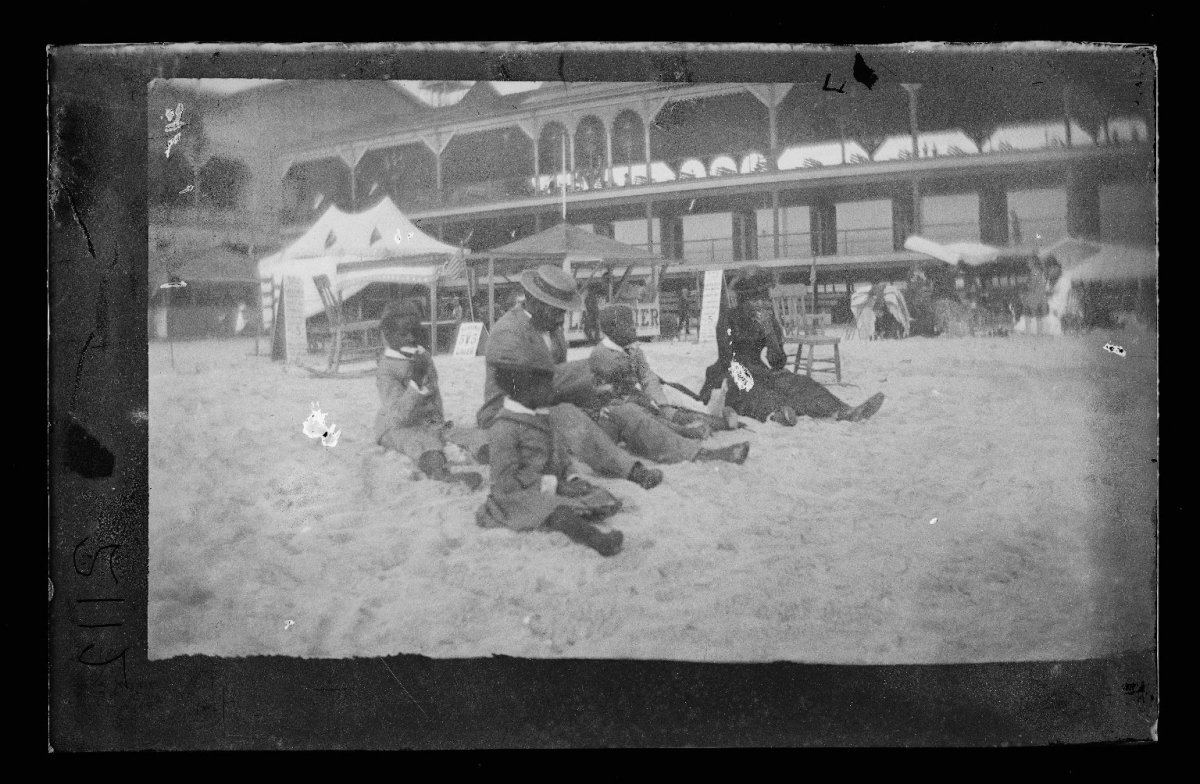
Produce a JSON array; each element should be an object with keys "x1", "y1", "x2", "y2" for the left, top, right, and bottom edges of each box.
[
  {"x1": 325, "y1": 230, "x2": 337, "y2": 248},
  {"x1": 440, "y1": 252, "x2": 466, "y2": 281},
  {"x1": 369, "y1": 226, "x2": 382, "y2": 245}
]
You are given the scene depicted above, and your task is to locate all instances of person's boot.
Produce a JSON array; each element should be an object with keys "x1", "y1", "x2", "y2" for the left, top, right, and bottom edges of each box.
[
  {"x1": 695, "y1": 442, "x2": 751, "y2": 465},
  {"x1": 628, "y1": 461, "x2": 663, "y2": 490},
  {"x1": 836, "y1": 393, "x2": 886, "y2": 423},
  {"x1": 768, "y1": 406, "x2": 798, "y2": 426},
  {"x1": 417, "y1": 451, "x2": 484, "y2": 491},
  {"x1": 474, "y1": 443, "x2": 490, "y2": 465},
  {"x1": 545, "y1": 506, "x2": 623, "y2": 556}
]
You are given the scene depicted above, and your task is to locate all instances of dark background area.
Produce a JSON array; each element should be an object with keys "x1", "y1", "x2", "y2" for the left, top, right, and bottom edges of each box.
[{"x1": 48, "y1": 43, "x2": 1157, "y2": 750}]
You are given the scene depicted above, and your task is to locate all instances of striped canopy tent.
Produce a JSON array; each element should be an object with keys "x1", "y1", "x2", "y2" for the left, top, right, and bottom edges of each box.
[
  {"x1": 469, "y1": 222, "x2": 666, "y2": 327},
  {"x1": 256, "y1": 197, "x2": 465, "y2": 325}
]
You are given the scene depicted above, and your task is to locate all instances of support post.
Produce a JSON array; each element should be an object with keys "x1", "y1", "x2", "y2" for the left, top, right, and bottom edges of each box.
[
  {"x1": 771, "y1": 188, "x2": 781, "y2": 259},
  {"x1": 533, "y1": 136, "x2": 540, "y2": 192},
  {"x1": 605, "y1": 123, "x2": 614, "y2": 185},
  {"x1": 645, "y1": 200, "x2": 654, "y2": 255},
  {"x1": 488, "y1": 257, "x2": 495, "y2": 330},
  {"x1": 644, "y1": 120, "x2": 653, "y2": 184},
  {"x1": 429, "y1": 278, "x2": 439, "y2": 355}
]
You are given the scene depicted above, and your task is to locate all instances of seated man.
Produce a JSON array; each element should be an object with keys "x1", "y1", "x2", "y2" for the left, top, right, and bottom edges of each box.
[
  {"x1": 589, "y1": 304, "x2": 739, "y2": 439},
  {"x1": 477, "y1": 266, "x2": 747, "y2": 490}
]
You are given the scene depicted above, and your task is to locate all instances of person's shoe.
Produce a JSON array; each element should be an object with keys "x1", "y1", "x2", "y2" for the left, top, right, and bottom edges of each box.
[
  {"x1": 723, "y1": 407, "x2": 741, "y2": 430},
  {"x1": 768, "y1": 406, "x2": 798, "y2": 427},
  {"x1": 628, "y1": 462, "x2": 663, "y2": 490},
  {"x1": 696, "y1": 441, "x2": 751, "y2": 465},
  {"x1": 474, "y1": 443, "x2": 491, "y2": 464},
  {"x1": 448, "y1": 471, "x2": 484, "y2": 491},
  {"x1": 546, "y1": 507, "x2": 624, "y2": 556},
  {"x1": 557, "y1": 477, "x2": 598, "y2": 498},
  {"x1": 839, "y1": 393, "x2": 886, "y2": 422}
]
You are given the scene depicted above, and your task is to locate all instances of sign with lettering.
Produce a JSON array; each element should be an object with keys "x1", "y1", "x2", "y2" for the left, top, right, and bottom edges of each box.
[
  {"x1": 452, "y1": 322, "x2": 487, "y2": 357},
  {"x1": 566, "y1": 300, "x2": 660, "y2": 340},
  {"x1": 282, "y1": 276, "x2": 307, "y2": 363},
  {"x1": 697, "y1": 270, "x2": 725, "y2": 343}
]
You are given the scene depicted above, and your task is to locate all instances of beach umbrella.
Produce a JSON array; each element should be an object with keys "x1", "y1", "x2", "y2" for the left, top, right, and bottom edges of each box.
[{"x1": 1038, "y1": 238, "x2": 1156, "y2": 282}]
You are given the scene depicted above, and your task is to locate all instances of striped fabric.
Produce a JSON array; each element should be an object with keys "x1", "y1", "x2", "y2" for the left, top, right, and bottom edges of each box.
[{"x1": 439, "y1": 252, "x2": 466, "y2": 281}]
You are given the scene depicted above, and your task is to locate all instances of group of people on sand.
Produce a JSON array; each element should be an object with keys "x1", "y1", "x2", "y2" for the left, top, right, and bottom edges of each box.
[{"x1": 373, "y1": 265, "x2": 885, "y2": 558}]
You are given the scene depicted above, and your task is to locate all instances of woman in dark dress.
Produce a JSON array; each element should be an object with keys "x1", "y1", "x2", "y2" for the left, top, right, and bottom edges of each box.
[{"x1": 699, "y1": 268, "x2": 885, "y2": 425}]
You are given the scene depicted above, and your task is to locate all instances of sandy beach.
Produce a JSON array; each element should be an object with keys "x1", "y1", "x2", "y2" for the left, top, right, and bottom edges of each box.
[{"x1": 148, "y1": 330, "x2": 1157, "y2": 664}]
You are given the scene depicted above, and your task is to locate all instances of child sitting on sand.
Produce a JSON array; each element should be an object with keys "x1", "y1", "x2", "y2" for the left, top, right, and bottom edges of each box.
[
  {"x1": 589, "y1": 304, "x2": 742, "y2": 439},
  {"x1": 375, "y1": 311, "x2": 483, "y2": 490},
  {"x1": 476, "y1": 344, "x2": 626, "y2": 557}
]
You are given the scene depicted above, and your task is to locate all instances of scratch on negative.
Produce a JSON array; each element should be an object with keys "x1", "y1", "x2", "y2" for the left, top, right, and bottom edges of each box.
[
  {"x1": 60, "y1": 183, "x2": 96, "y2": 259},
  {"x1": 379, "y1": 658, "x2": 430, "y2": 720}
]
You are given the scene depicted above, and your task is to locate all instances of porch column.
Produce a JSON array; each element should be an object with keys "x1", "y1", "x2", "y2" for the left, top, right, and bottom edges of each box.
[
  {"x1": 533, "y1": 135, "x2": 540, "y2": 191},
  {"x1": 767, "y1": 84, "x2": 778, "y2": 169},
  {"x1": 643, "y1": 120, "x2": 653, "y2": 183},
  {"x1": 901, "y1": 83, "x2": 923, "y2": 234},
  {"x1": 645, "y1": 200, "x2": 654, "y2": 255},
  {"x1": 429, "y1": 277, "x2": 439, "y2": 356},
  {"x1": 771, "y1": 188, "x2": 781, "y2": 259},
  {"x1": 605, "y1": 124, "x2": 614, "y2": 185},
  {"x1": 1063, "y1": 84, "x2": 1073, "y2": 148},
  {"x1": 487, "y1": 257, "x2": 496, "y2": 330}
]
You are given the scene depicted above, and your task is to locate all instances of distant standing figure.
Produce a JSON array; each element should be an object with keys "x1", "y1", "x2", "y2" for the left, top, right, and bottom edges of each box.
[
  {"x1": 583, "y1": 286, "x2": 601, "y2": 344},
  {"x1": 678, "y1": 288, "x2": 692, "y2": 336},
  {"x1": 451, "y1": 299, "x2": 464, "y2": 321}
]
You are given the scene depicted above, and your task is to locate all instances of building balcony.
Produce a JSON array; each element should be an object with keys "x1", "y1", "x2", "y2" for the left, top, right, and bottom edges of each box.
[{"x1": 393, "y1": 141, "x2": 1152, "y2": 223}]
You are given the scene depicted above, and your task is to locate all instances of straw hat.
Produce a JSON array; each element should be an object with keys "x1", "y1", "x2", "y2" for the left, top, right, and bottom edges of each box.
[{"x1": 520, "y1": 265, "x2": 584, "y2": 311}]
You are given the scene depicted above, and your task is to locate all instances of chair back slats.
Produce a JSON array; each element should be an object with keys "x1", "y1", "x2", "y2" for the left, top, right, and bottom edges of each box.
[
  {"x1": 312, "y1": 275, "x2": 344, "y2": 329},
  {"x1": 769, "y1": 284, "x2": 809, "y2": 339}
]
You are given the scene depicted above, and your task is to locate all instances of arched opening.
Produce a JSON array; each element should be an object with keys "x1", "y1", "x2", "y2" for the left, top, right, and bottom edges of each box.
[
  {"x1": 649, "y1": 92, "x2": 768, "y2": 168},
  {"x1": 357, "y1": 143, "x2": 438, "y2": 209},
  {"x1": 442, "y1": 125, "x2": 535, "y2": 200},
  {"x1": 678, "y1": 159, "x2": 707, "y2": 180},
  {"x1": 739, "y1": 152, "x2": 768, "y2": 174},
  {"x1": 708, "y1": 155, "x2": 738, "y2": 177},
  {"x1": 199, "y1": 156, "x2": 250, "y2": 210},
  {"x1": 537, "y1": 121, "x2": 570, "y2": 189},
  {"x1": 281, "y1": 157, "x2": 351, "y2": 224},
  {"x1": 574, "y1": 115, "x2": 607, "y2": 188}
]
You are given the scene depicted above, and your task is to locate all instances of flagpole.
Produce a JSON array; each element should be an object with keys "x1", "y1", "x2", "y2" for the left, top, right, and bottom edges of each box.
[{"x1": 561, "y1": 133, "x2": 567, "y2": 221}]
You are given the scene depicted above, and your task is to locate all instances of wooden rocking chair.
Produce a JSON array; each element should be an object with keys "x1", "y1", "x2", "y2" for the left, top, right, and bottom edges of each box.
[
  {"x1": 312, "y1": 274, "x2": 383, "y2": 376},
  {"x1": 769, "y1": 284, "x2": 842, "y2": 383}
]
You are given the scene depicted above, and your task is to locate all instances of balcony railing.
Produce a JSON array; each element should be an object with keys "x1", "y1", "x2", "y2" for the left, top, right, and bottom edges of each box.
[
  {"x1": 621, "y1": 221, "x2": 1068, "y2": 266},
  {"x1": 374, "y1": 137, "x2": 1149, "y2": 214}
]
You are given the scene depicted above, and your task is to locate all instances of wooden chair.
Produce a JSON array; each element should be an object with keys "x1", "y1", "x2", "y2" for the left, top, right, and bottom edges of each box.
[
  {"x1": 312, "y1": 275, "x2": 383, "y2": 374},
  {"x1": 769, "y1": 284, "x2": 842, "y2": 383}
]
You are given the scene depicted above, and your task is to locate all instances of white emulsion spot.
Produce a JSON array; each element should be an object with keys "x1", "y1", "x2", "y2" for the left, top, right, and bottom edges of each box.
[
  {"x1": 302, "y1": 403, "x2": 341, "y2": 447},
  {"x1": 729, "y1": 359, "x2": 754, "y2": 391},
  {"x1": 929, "y1": 517, "x2": 938, "y2": 525},
  {"x1": 1103, "y1": 342, "x2": 1127, "y2": 357},
  {"x1": 284, "y1": 619, "x2": 295, "y2": 630}
]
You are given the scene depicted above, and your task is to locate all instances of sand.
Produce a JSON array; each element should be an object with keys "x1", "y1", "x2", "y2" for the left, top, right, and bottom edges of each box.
[{"x1": 148, "y1": 329, "x2": 1157, "y2": 663}]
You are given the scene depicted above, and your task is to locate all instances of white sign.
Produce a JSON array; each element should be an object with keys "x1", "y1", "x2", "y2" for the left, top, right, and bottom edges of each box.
[
  {"x1": 452, "y1": 322, "x2": 486, "y2": 357},
  {"x1": 697, "y1": 270, "x2": 725, "y2": 343},
  {"x1": 282, "y1": 276, "x2": 307, "y2": 362}
]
